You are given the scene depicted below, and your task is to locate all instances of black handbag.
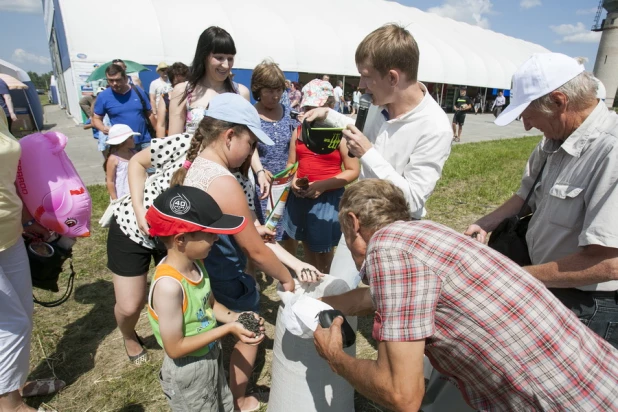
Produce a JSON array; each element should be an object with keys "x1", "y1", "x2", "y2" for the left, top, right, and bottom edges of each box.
[
  {"x1": 132, "y1": 85, "x2": 157, "y2": 139},
  {"x1": 487, "y1": 159, "x2": 547, "y2": 266},
  {"x1": 25, "y1": 237, "x2": 76, "y2": 307}
]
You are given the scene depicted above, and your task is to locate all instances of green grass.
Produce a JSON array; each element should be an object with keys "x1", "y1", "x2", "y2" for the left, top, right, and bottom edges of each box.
[
  {"x1": 26, "y1": 135, "x2": 540, "y2": 412},
  {"x1": 39, "y1": 94, "x2": 50, "y2": 106}
]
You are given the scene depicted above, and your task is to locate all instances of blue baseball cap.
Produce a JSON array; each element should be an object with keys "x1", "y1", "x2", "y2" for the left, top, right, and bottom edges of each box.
[{"x1": 203, "y1": 93, "x2": 274, "y2": 145}]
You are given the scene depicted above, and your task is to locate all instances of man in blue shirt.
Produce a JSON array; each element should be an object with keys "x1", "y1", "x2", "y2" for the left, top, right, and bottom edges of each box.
[
  {"x1": 0, "y1": 78, "x2": 17, "y2": 131},
  {"x1": 92, "y1": 64, "x2": 155, "y2": 150}
]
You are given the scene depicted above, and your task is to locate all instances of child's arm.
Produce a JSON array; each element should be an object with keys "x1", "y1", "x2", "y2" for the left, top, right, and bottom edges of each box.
[
  {"x1": 154, "y1": 278, "x2": 263, "y2": 359},
  {"x1": 105, "y1": 155, "x2": 119, "y2": 200},
  {"x1": 302, "y1": 139, "x2": 360, "y2": 199}
]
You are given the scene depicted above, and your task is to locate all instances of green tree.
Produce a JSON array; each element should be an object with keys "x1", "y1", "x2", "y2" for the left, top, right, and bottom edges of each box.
[{"x1": 27, "y1": 71, "x2": 52, "y2": 90}]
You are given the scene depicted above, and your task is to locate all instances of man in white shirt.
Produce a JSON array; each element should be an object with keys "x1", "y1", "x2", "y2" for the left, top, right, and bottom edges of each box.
[
  {"x1": 333, "y1": 80, "x2": 344, "y2": 113},
  {"x1": 149, "y1": 62, "x2": 171, "y2": 118},
  {"x1": 352, "y1": 87, "x2": 361, "y2": 115},
  {"x1": 304, "y1": 24, "x2": 452, "y2": 287},
  {"x1": 491, "y1": 90, "x2": 506, "y2": 117}
]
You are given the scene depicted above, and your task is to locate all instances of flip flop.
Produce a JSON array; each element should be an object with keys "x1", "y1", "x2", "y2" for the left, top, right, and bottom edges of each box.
[{"x1": 21, "y1": 378, "x2": 66, "y2": 398}]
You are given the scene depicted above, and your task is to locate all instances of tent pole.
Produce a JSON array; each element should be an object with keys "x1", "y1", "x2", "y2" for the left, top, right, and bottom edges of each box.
[
  {"x1": 23, "y1": 89, "x2": 40, "y2": 132},
  {"x1": 440, "y1": 83, "x2": 444, "y2": 107},
  {"x1": 483, "y1": 87, "x2": 488, "y2": 114}
]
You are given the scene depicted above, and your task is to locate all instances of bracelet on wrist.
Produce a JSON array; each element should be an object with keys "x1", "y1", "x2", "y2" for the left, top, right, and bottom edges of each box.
[
  {"x1": 23, "y1": 219, "x2": 36, "y2": 228},
  {"x1": 256, "y1": 169, "x2": 265, "y2": 175}
]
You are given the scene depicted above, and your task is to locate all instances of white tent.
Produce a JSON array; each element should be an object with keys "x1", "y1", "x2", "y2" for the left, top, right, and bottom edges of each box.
[{"x1": 46, "y1": 0, "x2": 549, "y2": 120}]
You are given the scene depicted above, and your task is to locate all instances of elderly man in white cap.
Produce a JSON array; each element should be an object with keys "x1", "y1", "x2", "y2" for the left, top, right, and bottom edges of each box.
[{"x1": 465, "y1": 52, "x2": 618, "y2": 348}]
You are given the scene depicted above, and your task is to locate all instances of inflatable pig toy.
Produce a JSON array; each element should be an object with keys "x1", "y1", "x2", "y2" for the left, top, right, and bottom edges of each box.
[{"x1": 17, "y1": 131, "x2": 92, "y2": 237}]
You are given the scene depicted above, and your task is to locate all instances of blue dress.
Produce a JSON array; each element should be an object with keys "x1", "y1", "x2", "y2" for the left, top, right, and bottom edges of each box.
[{"x1": 254, "y1": 103, "x2": 295, "y2": 241}]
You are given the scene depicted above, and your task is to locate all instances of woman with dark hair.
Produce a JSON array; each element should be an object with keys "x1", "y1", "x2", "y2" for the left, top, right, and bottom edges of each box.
[{"x1": 168, "y1": 26, "x2": 250, "y2": 136}]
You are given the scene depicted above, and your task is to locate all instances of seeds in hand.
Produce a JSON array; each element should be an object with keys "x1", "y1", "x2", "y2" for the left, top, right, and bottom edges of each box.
[{"x1": 237, "y1": 312, "x2": 261, "y2": 336}]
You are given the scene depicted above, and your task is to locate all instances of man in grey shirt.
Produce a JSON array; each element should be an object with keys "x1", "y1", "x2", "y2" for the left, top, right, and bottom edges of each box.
[{"x1": 465, "y1": 53, "x2": 618, "y2": 348}]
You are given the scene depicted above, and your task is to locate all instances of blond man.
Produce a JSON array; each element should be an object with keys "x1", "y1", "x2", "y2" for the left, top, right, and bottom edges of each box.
[
  {"x1": 304, "y1": 24, "x2": 452, "y2": 287},
  {"x1": 314, "y1": 179, "x2": 618, "y2": 411}
]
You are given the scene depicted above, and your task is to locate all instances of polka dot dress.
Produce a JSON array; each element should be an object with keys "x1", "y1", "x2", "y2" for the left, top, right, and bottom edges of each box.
[{"x1": 113, "y1": 133, "x2": 192, "y2": 249}]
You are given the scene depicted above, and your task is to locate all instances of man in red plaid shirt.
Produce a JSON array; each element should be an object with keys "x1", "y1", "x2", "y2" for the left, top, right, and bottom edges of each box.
[{"x1": 315, "y1": 179, "x2": 618, "y2": 411}]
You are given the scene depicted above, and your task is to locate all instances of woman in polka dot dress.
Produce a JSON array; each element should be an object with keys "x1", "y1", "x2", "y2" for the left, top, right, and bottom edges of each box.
[{"x1": 107, "y1": 132, "x2": 192, "y2": 364}]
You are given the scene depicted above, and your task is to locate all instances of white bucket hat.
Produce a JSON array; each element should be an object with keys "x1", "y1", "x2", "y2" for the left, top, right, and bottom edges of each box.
[
  {"x1": 495, "y1": 53, "x2": 585, "y2": 126},
  {"x1": 106, "y1": 124, "x2": 140, "y2": 145}
]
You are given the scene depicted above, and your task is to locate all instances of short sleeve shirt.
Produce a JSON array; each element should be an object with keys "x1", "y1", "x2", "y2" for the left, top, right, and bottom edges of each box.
[
  {"x1": 0, "y1": 78, "x2": 10, "y2": 116},
  {"x1": 517, "y1": 101, "x2": 618, "y2": 291},
  {"x1": 149, "y1": 78, "x2": 172, "y2": 110},
  {"x1": 364, "y1": 220, "x2": 618, "y2": 410},
  {"x1": 94, "y1": 86, "x2": 152, "y2": 144},
  {"x1": 333, "y1": 86, "x2": 343, "y2": 101},
  {"x1": 454, "y1": 95, "x2": 472, "y2": 111}
]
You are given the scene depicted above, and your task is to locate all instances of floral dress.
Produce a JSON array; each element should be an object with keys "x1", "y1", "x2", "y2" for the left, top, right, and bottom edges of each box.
[{"x1": 254, "y1": 103, "x2": 295, "y2": 241}]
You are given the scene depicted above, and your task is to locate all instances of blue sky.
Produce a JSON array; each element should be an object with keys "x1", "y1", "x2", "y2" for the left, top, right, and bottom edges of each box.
[{"x1": 0, "y1": 0, "x2": 604, "y2": 74}]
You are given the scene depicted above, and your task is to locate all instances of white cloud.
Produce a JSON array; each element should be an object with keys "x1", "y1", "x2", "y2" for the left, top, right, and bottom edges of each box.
[
  {"x1": 520, "y1": 0, "x2": 541, "y2": 9},
  {"x1": 562, "y1": 32, "x2": 602, "y2": 44},
  {"x1": 550, "y1": 22, "x2": 587, "y2": 36},
  {"x1": 11, "y1": 49, "x2": 51, "y2": 65},
  {"x1": 427, "y1": 0, "x2": 493, "y2": 29},
  {"x1": 0, "y1": 0, "x2": 42, "y2": 13},
  {"x1": 549, "y1": 22, "x2": 602, "y2": 44},
  {"x1": 576, "y1": 7, "x2": 598, "y2": 16}
]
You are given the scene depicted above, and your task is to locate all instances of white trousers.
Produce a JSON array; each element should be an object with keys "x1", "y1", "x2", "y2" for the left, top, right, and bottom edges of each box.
[
  {"x1": 0, "y1": 238, "x2": 33, "y2": 394},
  {"x1": 329, "y1": 235, "x2": 361, "y2": 289}
]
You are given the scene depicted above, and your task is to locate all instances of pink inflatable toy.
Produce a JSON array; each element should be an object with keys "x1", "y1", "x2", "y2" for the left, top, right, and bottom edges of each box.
[{"x1": 16, "y1": 131, "x2": 92, "y2": 237}]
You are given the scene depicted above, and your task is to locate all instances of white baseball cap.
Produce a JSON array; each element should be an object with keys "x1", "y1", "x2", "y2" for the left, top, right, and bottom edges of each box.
[
  {"x1": 106, "y1": 124, "x2": 140, "y2": 145},
  {"x1": 495, "y1": 53, "x2": 585, "y2": 126}
]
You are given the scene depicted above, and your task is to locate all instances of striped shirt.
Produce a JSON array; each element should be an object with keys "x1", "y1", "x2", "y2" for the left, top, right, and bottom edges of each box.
[{"x1": 363, "y1": 220, "x2": 618, "y2": 411}]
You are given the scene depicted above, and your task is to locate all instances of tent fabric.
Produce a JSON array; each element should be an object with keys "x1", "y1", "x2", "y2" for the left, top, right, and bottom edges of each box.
[
  {"x1": 0, "y1": 59, "x2": 44, "y2": 131},
  {"x1": 56, "y1": 0, "x2": 549, "y2": 90}
]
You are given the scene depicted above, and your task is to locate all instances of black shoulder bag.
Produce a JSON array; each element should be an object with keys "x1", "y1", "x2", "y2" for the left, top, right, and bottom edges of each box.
[
  {"x1": 487, "y1": 159, "x2": 547, "y2": 266},
  {"x1": 132, "y1": 85, "x2": 157, "y2": 139},
  {"x1": 25, "y1": 237, "x2": 76, "y2": 307}
]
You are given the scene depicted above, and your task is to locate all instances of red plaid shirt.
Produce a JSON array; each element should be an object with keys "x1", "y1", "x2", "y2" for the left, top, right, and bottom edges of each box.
[{"x1": 363, "y1": 220, "x2": 618, "y2": 411}]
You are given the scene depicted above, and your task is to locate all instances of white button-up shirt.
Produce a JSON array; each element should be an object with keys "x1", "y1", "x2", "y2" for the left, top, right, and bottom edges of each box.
[{"x1": 325, "y1": 83, "x2": 452, "y2": 219}]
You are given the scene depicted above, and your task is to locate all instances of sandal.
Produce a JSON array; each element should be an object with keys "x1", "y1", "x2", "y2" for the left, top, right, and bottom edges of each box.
[
  {"x1": 453, "y1": 137, "x2": 460, "y2": 143},
  {"x1": 234, "y1": 392, "x2": 267, "y2": 412},
  {"x1": 125, "y1": 331, "x2": 149, "y2": 365},
  {"x1": 21, "y1": 378, "x2": 66, "y2": 398}
]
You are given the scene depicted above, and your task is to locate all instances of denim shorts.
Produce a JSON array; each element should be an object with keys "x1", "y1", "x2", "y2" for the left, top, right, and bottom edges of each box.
[
  {"x1": 211, "y1": 273, "x2": 260, "y2": 314},
  {"x1": 549, "y1": 288, "x2": 618, "y2": 349},
  {"x1": 282, "y1": 188, "x2": 344, "y2": 253}
]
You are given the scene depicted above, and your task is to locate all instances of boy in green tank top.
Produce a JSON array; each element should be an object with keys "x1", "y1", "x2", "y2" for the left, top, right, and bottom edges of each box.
[{"x1": 145, "y1": 186, "x2": 264, "y2": 412}]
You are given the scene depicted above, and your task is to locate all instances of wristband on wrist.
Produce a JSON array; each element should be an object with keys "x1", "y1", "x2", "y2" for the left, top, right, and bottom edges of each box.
[
  {"x1": 23, "y1": 219, "x2": 36, "y2": 228},
  {"x1": 256, "y1": 169, "x2": 265, "y2": 175}
]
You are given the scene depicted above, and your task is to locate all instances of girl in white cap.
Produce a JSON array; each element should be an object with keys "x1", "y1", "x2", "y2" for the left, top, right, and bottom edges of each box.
[{"x1": 103, "y1": 124, "x2": 138, "y2": 200}]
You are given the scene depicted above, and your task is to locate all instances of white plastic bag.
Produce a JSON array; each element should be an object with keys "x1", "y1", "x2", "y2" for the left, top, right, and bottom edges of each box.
[{"x1": 269, "y1": 275, "x2": 357, "y2": 412}]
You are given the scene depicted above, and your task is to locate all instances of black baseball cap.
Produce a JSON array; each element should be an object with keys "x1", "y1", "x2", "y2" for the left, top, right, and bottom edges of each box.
[{"x1": 146, "y1": 186, "x2": 246, "y2": 237}]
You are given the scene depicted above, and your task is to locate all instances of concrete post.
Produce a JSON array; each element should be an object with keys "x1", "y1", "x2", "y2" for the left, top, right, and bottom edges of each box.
[{"x1": 593, "y1": 0, "x2": 618, "y2": 108}]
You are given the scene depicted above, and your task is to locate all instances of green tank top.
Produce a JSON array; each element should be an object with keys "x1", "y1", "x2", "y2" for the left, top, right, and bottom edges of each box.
[{"x1": 147, "y1": 260, "x2": 217, "y2": 357}]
